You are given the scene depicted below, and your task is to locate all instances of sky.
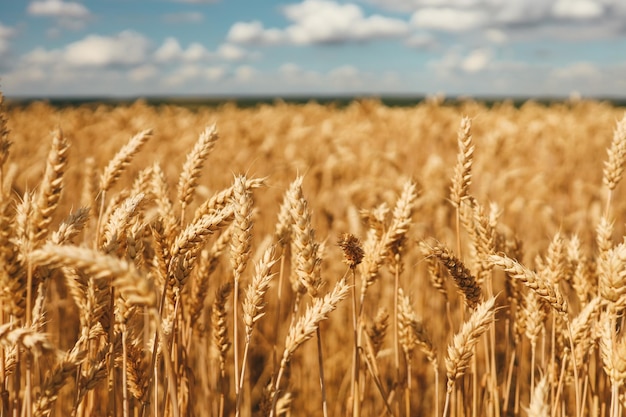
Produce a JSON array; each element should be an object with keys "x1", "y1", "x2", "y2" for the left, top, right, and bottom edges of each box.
[{"x1": 0, "y1": 0, "x2": 625, "y2": 98}]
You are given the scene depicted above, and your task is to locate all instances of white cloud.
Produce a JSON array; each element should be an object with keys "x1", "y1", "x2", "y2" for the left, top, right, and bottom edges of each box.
[
  {"x1": 551, "y1": 61, "x2": 602, "y2": 79},
  {"x1": 411, "y1": 8, "x2": 488, "y2": 31},
  {"x1": 162, "y1": 12, "x2": 204, "y2": 24},
  {"x1": 129, "y1": 65, "x2": 158, "y2": 82},
  {"x1": 164, "y1": 64, "x2": 226, "y2": 86},
  {"x1": 163, "y1": 65, "x2": 200, "y2": 86},
  {"x1": 279, "y1": 63, "x2": 302, "y2": 76},
  {"x1": 217, "y1": 43, "x2": 247, "y2": 61},
  {"x1": 206, "y1": 67, "x2": 226, "y2": 81},
  {"x1": 184, "y1": 43, "x2": 211, "y2": 61},
  {"x1": 0, "y1": 23, "x2": 15, "y2": 56},
  {"x1": 278, "y1": 63, "x2": 322, "y2": 84},
  {"x1": 22, "y1": 46, "x2": 62, "y2": 65},
  {"x1": 154, "y1": 38, "x2": 249, "y2": 63},
  {"x1": 27, "y1": 0, "x2": 91, "y2": 18},
  {"x1": 154, "y1": 38, "x2": 211, "y2": 62},
  {"x1": 227, "y1": 21, "x2": 262, "y2": 43},
  {"x1": 370, "y1": 0, "x2": 625, "y2": 39},
  {"x1": 227, "y1": 21, "x2": 285, "y2": 45},
  {"x1": 461, "y1": 48, "x2": 492, "y2": 73},
  {"x1": 484, "y1": 29, "x2": 507, "y2": 44},
  {"x1": 235, "y1": 65, "x2": 256, "y2": 81},
  {"x1": 63, "y1": 31, "x2": 151, "y2": 67},
  {"x1": 429, "y1": 47, "x2": 494, "y2": 74},
  {"x1": 227, "y1": 0, "x2": 409, "y2": 45},
  {"x1": 329, "y1": 65, "x2": 359, "y2": 79},
  {"x1": 154, "y1": 38, "x2": 183, "y2": 62},
  {"x1": 0, "y1": 23, "x2": 14, "y2": 39},
  {"x1": 405, "y1": 32, "x2": 436, "y2": 48},
  {"x1": 551, "y1": 0, "x2": 604, "y2": 19}
]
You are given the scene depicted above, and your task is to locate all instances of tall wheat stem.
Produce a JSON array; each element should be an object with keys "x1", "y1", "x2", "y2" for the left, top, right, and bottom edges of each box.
[
  {"x1": 393, "y1": 256, "x2": 401, "y2": 416},
  {"x1": 233, "y1": 274, "x2": 241, "y2": 394},
  {"x1": 316, "y1": 328, "x2": 329, "y2": 417},
  {"x1": 349, "y1": 267, "x2": 360, "y2": 417},
  {"x1": 122, "y1": 323, "x2": 129, "y2": 417},
  {"x1": 273, "y1": 253, "x2": 286, "y2": 375}
]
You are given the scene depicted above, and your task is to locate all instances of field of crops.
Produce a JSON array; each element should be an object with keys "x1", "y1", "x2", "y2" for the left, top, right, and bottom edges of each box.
[{"x1": 1, "y1": 91, "x2": 626, "y2": 417}]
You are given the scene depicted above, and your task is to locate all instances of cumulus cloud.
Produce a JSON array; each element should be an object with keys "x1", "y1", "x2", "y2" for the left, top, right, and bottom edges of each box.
[
  {"x1": 164, "y1": 64, "x2": 226, "y2": 86},
  {"x1": 227, "y1": 0, "x2": 409, "y2": 45},
  {"x1": 551, "y1": 61, "x2": 602, "y2": 79},
  {"x1": 216, "y1": 43, "x2": 248, "y2": 61},
  {"x1": 484, "y1": 29, "x2": 508, "y2": 44},
  {"x1": 0, "y1": 23, "x2": 15, "y2": 56},
  {"x1": 411, "y1": 8, "x2": 488, "y2": 31},
  {"x1": 429, "y1": 47, "x2": 494, "y2": 74},
  {"x1": 27, "y1": 0, "x2": 91, "y2": 18},
  {"x1": 405, "y1": 32, "x2": 437, "y2": 48},
  {"x1": 64, "y1": 31, "x2": 151, "y2": 67},
  {"x1": 154, "y1": 38, "x2": 184, "y2": 62},
  {"x1": 370, "y1": 0, "x2": 624, "y2": 39},
  {"x1": 154, "y1": 38, "x2": 250, "y2": 63},
  {"x1": 227, "y1": 21, "x2": 283, "y2": 45},
  {"x1": 461, "y1": 48, "x2": 492, "y2": 73},
  {"x1": 328, "y1": 65, "x2": 359, "y2": 78},
  {"x1": 14, "y1": 31, "x2": 152, "y2": 70},
  {"x1": 279, "y1": 63, "x2": 302, "y2": 76},
  {"x1": 235, "y1": 65, "x2": 256, "y2": 81},
  {"x1": 129, "y1": 65, "x2": 158, "y2": 82},
  {"x1": 551, "y1": 0, "x2": 604, "y2": 19}
]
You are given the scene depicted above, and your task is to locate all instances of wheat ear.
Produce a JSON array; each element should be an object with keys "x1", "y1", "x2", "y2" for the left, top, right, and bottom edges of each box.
[
  {"x1": 236, "y1": 245, "x2": 277, "y2": 416},
  {"x1": 288, "y1": 177, "x2": 322, "y2": 297},
  {"x1": 430, "y1": 243, "x2": 482, "y2": 310},
  {"x1": 33, "y1": 339, "x2": 86, "y2": 417},
  {"x1": 229, "y1": 175, "x2": 254, "y2": 398},
  {"x1": 450, "y1": 116, "x2": 474, "y2": 256},
  {"x1": 192, "y1": 177, "x2": 265, "y2": 224},
  {"x1": 32, "y1": 130, "x2": 70, "y2": 246},
  {"x1": 489, "y1": 255, "x2": 567, "y2": 315},
  {"x1": 360, "y1": 180, "x2": 417, "y2": 302},
  {"x1": 269, "y1": 278, "x2": 350, "y2": 417},
  {"x1": 177, "y1": 124, "x2": 219, "y2": 222},
  {"x1": 97, "y1": 129, "x2": 152, "y2": 246},
  {"x1": 443, "y1": 296, "x2": 496, "y2": 417},
  {"x1": 50, "y1": 207, "x2": 90, "y2": 245},
  {"x1": 100, "y1": 193, "x2": 145, "y2": 253},
  {"x1": 597, "y1": 242, "x2": 626, "y2": 306},
  {"x1": 100, "y1": 129, "x2": 152, "y2": 193},
  {"x1": 526, "y1": 373, "x2": 549, "y2": 417},
  {"x1": 598, "y1": 314, "x2": 626, "y2": 417},
  {"x1": 0, "y1": 90, "x2": 11, "y2": 186},
  {"x1": 30, "y1": 244, "x2": 156, "y2": 308},
  {"x1": 602, "y1": 113, "x2": 626, "y2": 214},
  {"x1": 211, "y1": 282, "x2": 232, "y2": 417}
]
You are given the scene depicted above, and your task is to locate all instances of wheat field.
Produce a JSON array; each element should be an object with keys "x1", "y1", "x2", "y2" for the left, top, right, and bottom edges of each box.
[{"x1": 1, "y1": 91, "x2": 626, "y2": 417}]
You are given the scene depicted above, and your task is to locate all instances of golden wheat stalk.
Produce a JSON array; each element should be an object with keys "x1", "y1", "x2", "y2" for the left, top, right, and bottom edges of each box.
[
  {"x1": 32, "y1": 130, "x2": 70, "y2": 246},
  {"x1": 450, "y1": 116, "x2": 474, "y2": 209},
  {"x1": 489, "y1": 254, "x2": 567, "y2": 315},
  {"x1": 269, "y1": 278, "x2": 350, "y2": 417},
  {"x1": 177, "y1": 124, "x2": 219, "y2": 221},
  {"x1": 237, "y1": 245, "x2": 277, "y2": 416},
  {"x1": 602, "y1": 114, "x2": 626, "y2": 204},
  {"x1": 443, "y1": 296, "x2": 496, "y2": 417}
]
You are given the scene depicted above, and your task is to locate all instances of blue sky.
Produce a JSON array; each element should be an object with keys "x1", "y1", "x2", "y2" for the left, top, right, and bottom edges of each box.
[{"x1": 0, "y1": 0, "x2": 625, "y2": 98}]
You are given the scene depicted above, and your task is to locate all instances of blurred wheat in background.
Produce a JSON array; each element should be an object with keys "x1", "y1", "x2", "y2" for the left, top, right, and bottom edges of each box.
[{"x1": 1, "y1": 91, "x2": 626, "y2": 417}]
